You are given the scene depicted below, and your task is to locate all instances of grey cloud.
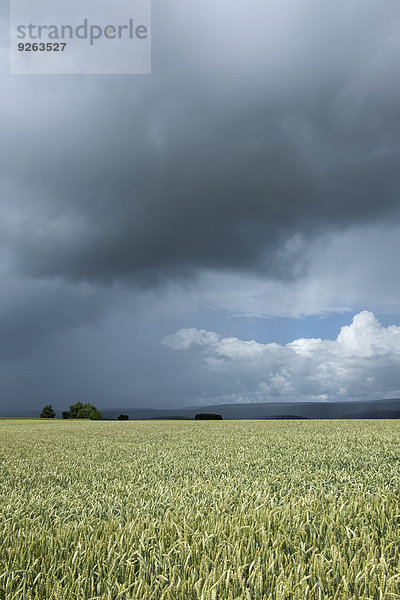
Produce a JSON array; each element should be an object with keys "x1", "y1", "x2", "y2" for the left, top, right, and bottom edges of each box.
[
  {"x1": 0, "y1": 275, "x2": 116, "y2": 360},
  {"x1": 184, "y1": 224, "x2": 400, "y2": 319},
  {"x1": 0, "y1": 283, "x2": 230, "y2": 411},
  {"x1": 2, "y1": 0, "x2": 400, "y2": 413},
  {"x1": 1, "y1": 0, "x2": 400, "y2": 285}
]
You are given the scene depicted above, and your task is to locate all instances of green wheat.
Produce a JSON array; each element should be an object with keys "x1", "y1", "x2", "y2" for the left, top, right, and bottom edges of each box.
[{"x1": 0, "y1": 419, "x2": 399, "y2": 599}]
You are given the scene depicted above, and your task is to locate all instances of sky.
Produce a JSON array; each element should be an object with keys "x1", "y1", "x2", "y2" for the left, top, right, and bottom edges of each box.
[{"x1": 1, "y1": 0, "x2": 400, "y2": 413}]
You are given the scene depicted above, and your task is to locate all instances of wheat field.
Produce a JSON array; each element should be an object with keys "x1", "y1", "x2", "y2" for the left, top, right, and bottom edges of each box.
[{"x1": 0, "y1": 419, "x2": 399, "y2": 599}]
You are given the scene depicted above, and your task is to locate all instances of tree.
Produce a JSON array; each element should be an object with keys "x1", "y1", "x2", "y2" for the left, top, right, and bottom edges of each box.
[
  {"x1": 40, "y1": 405, "x2": 56, "y2": 419},
  {"x1": 117, "y1": 414, "x2": 129, "y2": 421},
  {"x1": 195, "y1": 413, "x2": 223, "y2": 420},
  {"x1": 62, "y1": 411, "x2": 70, "y2": 419},
  {"x1": 66, "y1": 402, "x2": 102, "y2": 420},
  {"x1": 68, "y1": 402, "x2": 84, "y2": 419}
]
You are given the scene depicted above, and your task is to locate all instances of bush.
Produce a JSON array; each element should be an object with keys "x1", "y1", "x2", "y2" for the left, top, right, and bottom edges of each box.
[
  {"x1": 40, "y1": 405, "x2": 56, "y2": 419},
  {"x1": 62, "y1": 411, "x2": 70, "y2": 419},
  {"x1": 195, "y1": 413, "x2": 223, "y2": 420},
  {"x1": 117, "y1": 414, "x2": 129, "y2": 421}
]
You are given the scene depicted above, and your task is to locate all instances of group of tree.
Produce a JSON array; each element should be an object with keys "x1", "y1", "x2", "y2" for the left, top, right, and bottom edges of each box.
[
  {"x1": 62, "y1": 402, "x2": 103, "y2": 420},
  {"x1": 40, "y1": 402, "x2": 102, "y2": 420}
]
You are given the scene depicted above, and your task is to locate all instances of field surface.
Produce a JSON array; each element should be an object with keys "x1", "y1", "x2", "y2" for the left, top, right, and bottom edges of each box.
[{"x1": 1, "y1": 419, "x2": 400, "y2": 600}]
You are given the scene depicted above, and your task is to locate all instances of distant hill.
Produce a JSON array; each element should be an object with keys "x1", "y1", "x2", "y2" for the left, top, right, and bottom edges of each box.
[
  {"x1": 2, "y1": 398, "x2": 400, "y2": 420},
  {"x1": 100, "y1": 398, "x2": 400, "y2": 421}
]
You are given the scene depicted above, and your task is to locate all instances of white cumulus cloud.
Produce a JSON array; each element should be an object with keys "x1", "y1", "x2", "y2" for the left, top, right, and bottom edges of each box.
[{"x1": 162, "y1": 311, "x2": 400, "y2": 402}]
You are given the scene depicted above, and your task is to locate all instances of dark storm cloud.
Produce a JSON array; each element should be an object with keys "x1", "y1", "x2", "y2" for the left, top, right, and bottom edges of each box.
[
  {"x1": 0, "y1": 276, "x2": 115, "y2": 359},
  {"x1": 2, "y1": 0, "x2": 400, "y2": 286}
]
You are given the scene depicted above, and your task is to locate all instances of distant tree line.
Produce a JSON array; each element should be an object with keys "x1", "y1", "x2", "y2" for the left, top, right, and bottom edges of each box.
[{"x1": 40, "y1": 407, "x2": 224, "y2": 421}]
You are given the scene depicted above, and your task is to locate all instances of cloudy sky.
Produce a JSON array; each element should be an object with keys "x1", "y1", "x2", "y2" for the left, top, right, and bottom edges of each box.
[{"x1": 1, "y1": 0, "x2": 400, "y2": 413}]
